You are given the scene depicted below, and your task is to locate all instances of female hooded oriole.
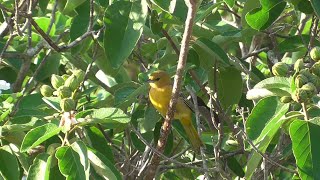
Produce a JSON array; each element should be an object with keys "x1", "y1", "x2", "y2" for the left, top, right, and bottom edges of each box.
[{"x1": 148, "y1": 70, "x2": 203, "y2": 151}]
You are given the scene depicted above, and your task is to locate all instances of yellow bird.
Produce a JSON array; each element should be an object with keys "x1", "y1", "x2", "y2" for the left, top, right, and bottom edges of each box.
[{"x1": 148, "y1": 70, "x2": 203, "y2": 151}]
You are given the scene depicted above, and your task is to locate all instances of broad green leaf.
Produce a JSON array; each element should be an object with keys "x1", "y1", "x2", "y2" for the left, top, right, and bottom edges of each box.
[
  {"x1": 70, "y1": 141, "x2": 90, "y2": 179},
  {"x1": 1, "y1": 117, "x2": 39, "y2": 133},
  {"x1": 69, "y1": 0, "x2": 90, "y2": 54},
  {"x1": 34, "y1": 53, "x2": 61, "y2": 82},
  {"x1": 278, "y1": 35, "x2": 310, "y2": 53},
  {"x1": 79, "y1": 108, "x2": 130, "y2": 128},
  {"x1": 87, "y1": 148, "x2": 122, "y2": 180},
  {"x1": 227, "y1": 157, "x2": 245, "y2": 177},
  {"x1": 241, "y1": 0, "x2": 261, "y2": 28},
  {"x1": 139, "y1": 106, "x2": 161, "y2": 133},
  {"x1": 195, "y1": 2, "x2": 222, "y2": 22},
  {"x1": 246, "y1": 97, "x2": 287, "y2": 140},
  {"x1": 33, "y1": 17, "x2": 56, "y2": 36},
  {"x1": 27, "y1": 153, "x2": 52, "y2": 180},
  {"x1": 39, "y1": 0, "x2": 50, "y2": 12},
  {"x1": 216, "y1": 67, "x2": 243, "y2": 109},
  {"x1": 85, "y1": 126, "x2": 114, "y2": 163},
  {"x1": 224, "y1": 0, "x2": 235, "y2": 7},
  {"x1": 114, "y1": 83, "x2": 148, "y2": 109},
  {"x1": 21, "y1": 123, "x2": 61, "y2": 152},
  {"x1": 311, "y1": 0, "x2": 320, "y2": 17},
  {"x1": 0, "y1": 145, "x2": 20, "y2": 180},
  {"x1": 62, "y1": 0, "x2": 86, "y2": 15},
  {"x1": 0, "y1": 67, "x2": 17, "y2": 83},
  {"x1": 297, "y1": 0, "x2": 314, "y2": 14},
  {"x1": 42, "y1": 97, "x2": 61, "y2": 112},
  {"x1": 193, "y1": 38, "x2": 230, "y2": 68},
  {"x1": 103, "y1": 0, "x2": 148, "y2": 68},
  {"x1": 247, "y1": 77, "x2": 292, "y2": 100},
  {"x1": 151, "y1": 0, "x2": 176, "y2": 13},
  {"x1": 55, "y1": 146, "x2": 86, "y2": 180},
  {"x1": 290, "y1": 119, "x2": 320, "y2": 179},
  {"x1": 245, "y1": 0, "x2": 286, "y2": 30},
  {"x1": 245, "y1": 97, "x2": 289, "y2": 178}
]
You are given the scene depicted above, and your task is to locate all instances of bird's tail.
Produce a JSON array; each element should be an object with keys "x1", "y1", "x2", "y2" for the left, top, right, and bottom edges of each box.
[{"x1": 180, "y1": 118, "x2": 203, "y2": 152}]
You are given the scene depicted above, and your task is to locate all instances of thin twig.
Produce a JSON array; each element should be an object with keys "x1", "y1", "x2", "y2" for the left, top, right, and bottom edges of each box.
[{"x1": 187, "y1": 86, "x2": 210, "y2": 179}]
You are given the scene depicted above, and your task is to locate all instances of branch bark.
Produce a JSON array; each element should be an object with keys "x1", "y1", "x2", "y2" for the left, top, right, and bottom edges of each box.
[{"x1": 144, "y1": 0, "x2": 198, "y2": 179}]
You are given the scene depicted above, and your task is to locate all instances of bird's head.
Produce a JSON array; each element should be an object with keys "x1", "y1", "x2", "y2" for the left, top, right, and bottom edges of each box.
[{"x1": 148, "y1": 70, "x2": 171, "y2": 88}]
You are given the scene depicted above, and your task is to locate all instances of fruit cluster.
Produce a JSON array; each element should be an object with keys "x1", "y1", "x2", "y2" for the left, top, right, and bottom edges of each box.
[
  {"x1": 273, "y1": 46, "x2": 320, "y2": 103},
  {"x1": 40, "y1": 70, "x2": 85, "y2": 112}
]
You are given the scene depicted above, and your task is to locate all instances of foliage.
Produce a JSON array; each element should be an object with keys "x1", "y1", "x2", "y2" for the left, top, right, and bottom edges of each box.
[{"x1": 0, "y1": 0, "x2": 320, "y2": 179}]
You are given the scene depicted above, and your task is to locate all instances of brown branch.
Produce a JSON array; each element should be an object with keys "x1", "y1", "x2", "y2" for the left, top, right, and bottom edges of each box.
[{"x1": 145, "y1": 0, "x2": 198, "y2": 179}]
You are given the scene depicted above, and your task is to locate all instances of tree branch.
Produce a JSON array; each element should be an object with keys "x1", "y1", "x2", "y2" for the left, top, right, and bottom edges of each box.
[{"x1": 145, "y1": 0, "x2": 198, "y2": 179}]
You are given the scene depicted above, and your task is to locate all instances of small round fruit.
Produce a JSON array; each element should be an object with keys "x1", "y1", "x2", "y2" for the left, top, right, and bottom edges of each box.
[
  {"x1": 294, "y1": 59, "x2": 304, "y2": 72},
  {"x1": 40, "y1": 85, "x2": 54, "y2": 97},
  {"x1": 311, "y1": 62, "x2": 320, "y2": 77},
  {"x1": 295, "y1": 89, "x2": 309, "y2": 103},
  {"x1": 51, "y1": 74, "x2": 64, "y2": 89},
  {"x1": 60, "y1": 98, "x2": 75, "y2": 112},
  {"x1": 280, "y1": 96, "x2": 292, "y2": 103},
  {"x1": 301, "y1": 83, "x2": 317, "y2": 97},
  {"x1": 65, "y1": 74, "x2": 79, "y2": 91},
  {"x1": 58, "y1": 86, "x2": 72, "y2": 99},
  {"x1": 295, "y1": 74, "x2": 308, "y2": 88},
  {"x1": 272, "y1": 62, "x2": 289, "y2": 77},
  {"x1": 310, "y1": 46, "x2": 320, "y2": 62}
]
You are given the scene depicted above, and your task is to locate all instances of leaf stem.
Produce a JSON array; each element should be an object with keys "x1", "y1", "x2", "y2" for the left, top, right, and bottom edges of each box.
[{"x1": 301, "y1": 103, "x2": 309, "y2": 120}]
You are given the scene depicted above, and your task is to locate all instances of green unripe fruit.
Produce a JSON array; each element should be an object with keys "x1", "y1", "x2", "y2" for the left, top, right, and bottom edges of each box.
[
  {"x1": 60, "y1": 98, "x2": 75, "y2": 112},
  {"x1": 62, "y1": 74, "x2": 70, "y2": 81},
  {"x1": 301, "y1": 83, "x2": 317, "y2": 97},
  {"x1": 295, "y1": 74, "x2": 308, "y2": 88},
  {"x1": 272, "y1": 62, "x2": 289, "y2": 77},
  {"x1": 65, "y1": 75, "x2": 79, "y2": 91},
  {"x1": 308, "y1": 74, "x2": 320, "y2": 89},
  {"x1": 40, "y1": 85, "x2": 54, "y2": 97},
  {"x1": 310, "y1": 46, "x2": 320, "y2": 61},
  {"x1": 51, "y1": 74, "x2": 64, "y2": 89},
  {"x1": 280, "y1": 96, "x2": 292, "y2": 103},
  {"x1": 299, "y1": 69, "x2": 313, "y2": 79},
  {"x1": 295, "y1": 89, "x2": 309, "y2": 103},
  {"x1": 73, "y1": 70, "x2": 85, "y2": 83},
  {"x1": 294, "y1": 59, "x2": 304, "y2": 72},
  {"x1": 58, "y1": 86, "x2": 72, "y2": 99},
  {"x1": 311, "y1": 62, "x2": 320, "y2": 77}
]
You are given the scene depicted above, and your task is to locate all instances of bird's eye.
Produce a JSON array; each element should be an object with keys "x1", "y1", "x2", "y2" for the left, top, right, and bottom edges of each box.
[{"x1": 155, "y1": 78, "x2": 160, "y2": 81}]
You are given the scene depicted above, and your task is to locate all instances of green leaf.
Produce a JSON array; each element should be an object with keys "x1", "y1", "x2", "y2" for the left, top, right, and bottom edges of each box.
[
  {"x1": 62, "y1": 0, "x2": 86, "y2": 15},
  {"x1": 245, "y1": 0, "x2": 286, "y2": 30},
  {"x1": 34, "y1": 52, "x2": 60, "y2": 82},
  {"x1": 193, "y1": 38, "x2": 230, "y2": 68},
  {"x1": 20, "y1": 123, "x2": 61, "y2": 152},
  {"x1": 216, "y1": 67, "x2": 243, "y2": 109},
  {"x1": 69, "y1": 0, "x2": 90, "y2": 54},
  {"x1": 139, "y1": 106, "x2": 161, "y2": 133},
  {"x1": 0, "y1": 145, "x2": 20, "y2": 180},
  {"x1": 114, "y1": 83, "x2": 148, "y2": 109},
  {"x1": 70, "y1": 141, "x2": 90, "y2": 179},
  {"x1": 87, "y1": 148, "x2": 122, "y2": 180},
  {"x1": 311, "y1": 0, "x2": 320, "y2": 17},
  {"x1": 227, "y1": 157, "x2": 245, "y2": 177},
  {"x1": 245, "y1": 97, "x2": 289, "y2": 178},
  {"x1": 55, "y1": 145, "x2": 86, "y2": 180},
  {"x1": 278, "y1": 35, "x2": 310, "y2": 53},
  {"x1": 103, "y1": 0, "x2": 148, "y2": 68},
  {"x1": 246, "y1": 97, "x2": 287, "y2": 140},
  {"x1": 1, "y1": 117, "x2": 40, "y2": 133},
  {"x1": 290, "y1": 118, "x2": 320, "y2": 179},
  {"x1": 151, "y1": 0, "x2": 176, "y2": 13},
  {"x1": 79, "y1": 108, "x2": 130, "y2": 128},
  {"x1": 33, "y1": 17, "x2": 56, "y2": 36},
  {"x1": 224, "y1": 0, "x2": 235, "y2": 7},
  {"x1": 27, "y1": 153, "x2": 52, "y2": 180},
  {"x1": 85, "y1": 126, "x2": 114, "y2": 163},
  {"x1": 247, "y1": 77, "x2": 292, "y2": 100}
]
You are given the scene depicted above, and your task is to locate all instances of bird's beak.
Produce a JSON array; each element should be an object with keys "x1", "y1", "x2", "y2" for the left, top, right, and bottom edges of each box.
[{"x1": 147, "y1": 79, "x2": 155, "y2": 83}]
